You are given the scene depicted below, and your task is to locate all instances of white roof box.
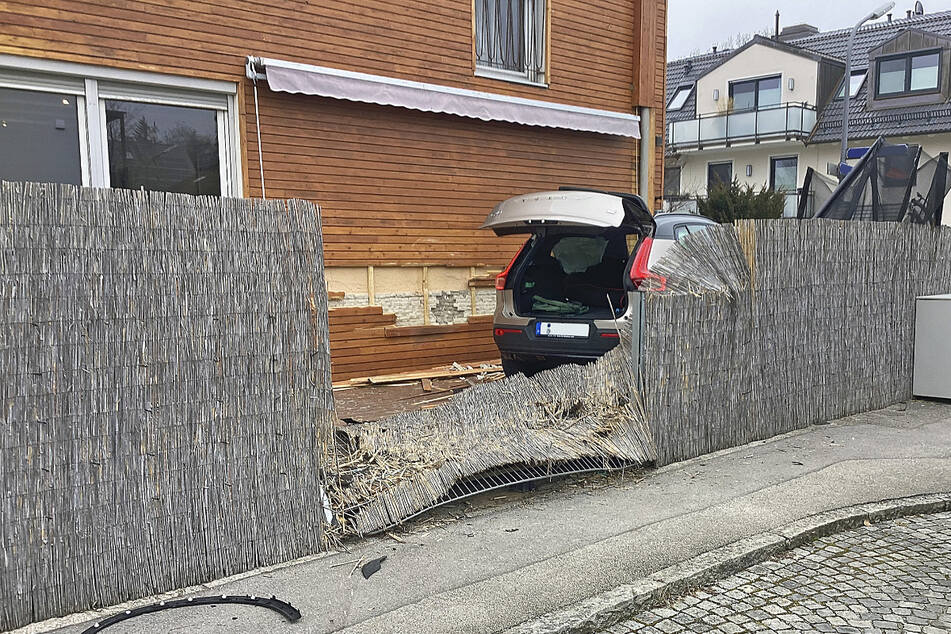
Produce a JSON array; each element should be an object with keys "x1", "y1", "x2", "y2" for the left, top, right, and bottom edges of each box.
[{"x1": 481, "y1": 189, "x2": 654, "y2": 235}]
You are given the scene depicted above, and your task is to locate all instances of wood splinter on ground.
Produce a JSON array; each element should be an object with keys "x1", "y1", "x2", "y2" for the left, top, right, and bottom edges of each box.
[{"x1": 335, "y1": 360, "x2": 504, "y2": 388}]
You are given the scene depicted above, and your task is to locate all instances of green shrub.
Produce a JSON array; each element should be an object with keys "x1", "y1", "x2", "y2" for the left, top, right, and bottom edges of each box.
[{"x1": 697, "y1": 178, "x2": 786, "y2": 223}]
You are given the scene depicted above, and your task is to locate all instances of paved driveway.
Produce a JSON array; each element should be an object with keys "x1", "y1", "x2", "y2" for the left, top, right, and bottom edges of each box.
[{"x1": 606, "y1": 511, "x2": 951, "y2": 633}]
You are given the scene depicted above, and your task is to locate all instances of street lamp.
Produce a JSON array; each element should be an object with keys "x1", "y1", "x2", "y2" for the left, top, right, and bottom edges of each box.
[{"x1": 840, "y1": 2, "x2": 895, "y2": 178}]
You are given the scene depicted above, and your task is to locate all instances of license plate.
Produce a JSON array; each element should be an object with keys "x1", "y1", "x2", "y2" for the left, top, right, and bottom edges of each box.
[{"x1": 535, "y1": 322, "x2": 589, "y2": 338}]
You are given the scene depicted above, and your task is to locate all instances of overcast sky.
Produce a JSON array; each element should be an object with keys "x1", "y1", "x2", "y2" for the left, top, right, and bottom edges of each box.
[{"x1": 667, "y1": 0, "x2": 951, "y2": 60}]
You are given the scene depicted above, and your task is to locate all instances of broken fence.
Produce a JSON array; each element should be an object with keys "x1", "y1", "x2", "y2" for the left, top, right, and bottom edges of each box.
[{"x1": 5, "y1": 181, "x2": 951, "y2": 630}]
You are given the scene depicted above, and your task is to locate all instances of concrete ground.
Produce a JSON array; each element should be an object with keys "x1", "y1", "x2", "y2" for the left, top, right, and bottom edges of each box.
[{"x1": 40, "y1": 399, "x2": 951, "y2": 634}]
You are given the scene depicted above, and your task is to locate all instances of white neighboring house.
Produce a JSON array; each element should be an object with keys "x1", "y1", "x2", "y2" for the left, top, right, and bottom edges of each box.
[{"x1": 664, "y1": 8, "x2": 951, "y2": 225}]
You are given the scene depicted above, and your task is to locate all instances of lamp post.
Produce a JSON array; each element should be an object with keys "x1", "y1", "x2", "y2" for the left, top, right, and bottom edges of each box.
[{"x1": 840, "y1": 2, "x2": 894, "y2": 178}]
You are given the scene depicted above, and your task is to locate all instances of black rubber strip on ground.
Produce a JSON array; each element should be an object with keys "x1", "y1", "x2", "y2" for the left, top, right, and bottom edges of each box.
[{"x1": 80, "y1": 594, "x2": 302, "y2": 633}]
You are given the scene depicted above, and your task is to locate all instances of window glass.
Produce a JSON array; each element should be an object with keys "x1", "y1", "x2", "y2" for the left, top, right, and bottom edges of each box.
[
  {"x1": 551, "y1": 236, "x2": 608, "y2": 274},
  {"x1": 673, "y1": 225, "x2": 690, "y2": 242},
  {"x1": 730, "y1": 80, "x2": 756, "y2": 111},
  {"x1": 878, "y1": 58, "x2": 907, "y2": 95},
  {"x1": 707, "y1": 162, "x2": 732, "y2": 191},
  {"x1": 687, "y1": 223, "x2": 711, "y2": 235},
  {"x1": 757, "y1": 76, "x2": 781, "y2": 108},
  {"x1": 910, "y1": 52, "x2": 939, "y2": 91},
  {"x1": 667, "y1": 86, "x2": 691, "y2": 111},
  {"x1": 0, "y1": 87, "x2": 82, "y2": 185},
  {"x1": 770, "y1": 156, "x2": 799, "y2": 218},
  {"x1": 475, "y1": 0, "x2": 545, "y2": 79},
  {"x1": 837, "y1": 71, "x2": 867, "y2": 98},
  {"x1": 664, "y1": 166, "x2": 682, "y2": 197},
  {"x1": 105, "y1": 100, "x2": 220, "y2": 195}
]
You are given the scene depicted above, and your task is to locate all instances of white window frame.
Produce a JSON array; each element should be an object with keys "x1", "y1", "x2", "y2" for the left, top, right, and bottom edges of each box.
[
  {"x1": 837, "y1": 70, "x2": 867, "y2": 99},
  {"x1": 667, "y1": 86, "x2": 693, "y2": 111},
  {"x1": 0, "y1": 55, "x2": 241, "y2": 196},
  {"x1": 474, "y1": 0, "x2": 548, "y2": 87}
]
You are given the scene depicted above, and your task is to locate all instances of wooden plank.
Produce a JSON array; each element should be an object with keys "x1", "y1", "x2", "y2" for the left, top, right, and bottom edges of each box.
[{"x1": 328, "y1": 306, "x2": 385, "y2": 318}]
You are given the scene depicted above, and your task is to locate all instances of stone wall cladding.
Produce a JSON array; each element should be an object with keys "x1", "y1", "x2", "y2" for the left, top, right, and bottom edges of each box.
[{"x1": 330, "y1": 290, "x2": 496, "y2": 326}]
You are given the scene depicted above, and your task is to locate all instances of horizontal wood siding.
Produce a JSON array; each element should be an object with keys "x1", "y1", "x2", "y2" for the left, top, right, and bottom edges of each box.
[
  {"x1": 245, "y1": 89, "x2": 636, "y2": 267},
  {"x1": 329, "y1": 308, "x2": 497, "y2": 381},
  {"x1": 1, "y1": 0, "x2": 666, "y2": 376},
  {"x1": 2, "y1": 0, "x2": 637, "y2": 111}
]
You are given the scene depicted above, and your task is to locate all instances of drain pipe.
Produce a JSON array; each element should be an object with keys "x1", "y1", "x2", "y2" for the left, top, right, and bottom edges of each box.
[{"x1": 639, "y1": 106, "x2": 651, "y2": 205}]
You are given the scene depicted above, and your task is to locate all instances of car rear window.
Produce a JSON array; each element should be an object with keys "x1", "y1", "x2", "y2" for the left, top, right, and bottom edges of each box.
[{"x1": 550, "y1": 236, "x2": 609, "y2": 273}]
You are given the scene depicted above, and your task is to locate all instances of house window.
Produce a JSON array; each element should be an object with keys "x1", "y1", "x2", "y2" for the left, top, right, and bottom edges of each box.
[
  {"x1": 876, "y1": 51, "x2": 940, "y2": 96},
  {"x1": 770, "y1": 156, "x2": 798, "y2": 218},
  {"x1": 667, "y1": 86, "x2": 692, "y2": 111},
  {"x1": 729, "y1": 75, "x2": 781, "y2": 111},
  {"x1": 836, "y1": 70, "x2": 867, "y2": 98},
  {"x1": 0, "y1": 59, "x2": 240, "y2": 195},
  {"x1": 474, "y1": 0, "x2": 546, "y2": 85},
  {"x1": 0, "y1": 87, "x2": 84, "y2": 185},
  {"x1": 106, "y1": 101, "x2": 221, "y2": 196},
  {"x1": 707, "y1": 162, "x2": 732, "y2": 191},
  {"x1": 664, "y1": 166, "x2": 682, "y2": 197}
]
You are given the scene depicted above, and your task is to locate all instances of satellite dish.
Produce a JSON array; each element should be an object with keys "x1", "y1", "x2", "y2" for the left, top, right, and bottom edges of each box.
[{"x1": 914, "y1": 1, "x2": 924, "y2": 15}]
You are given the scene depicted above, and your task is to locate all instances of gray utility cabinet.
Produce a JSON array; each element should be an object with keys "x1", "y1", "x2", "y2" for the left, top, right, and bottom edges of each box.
[{"x1": 913, "y1": 294, "x2": 951, "y2": 399}]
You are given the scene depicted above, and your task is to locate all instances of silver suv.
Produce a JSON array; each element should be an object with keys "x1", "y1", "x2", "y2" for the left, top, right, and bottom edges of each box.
[{"x1": 482, "y1": 187, "x2": 715, "y2": 376}]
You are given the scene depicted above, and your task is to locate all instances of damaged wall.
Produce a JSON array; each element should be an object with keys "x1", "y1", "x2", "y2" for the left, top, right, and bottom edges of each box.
[
  {"x1": 326, "y1": 265, "x2": 499, "y2": 326},
  {"x1": 642, "y1": 219, "x2": 951, "y2": 465},
  {"x1": 0, "y1": 183, "x2": 335, "y2": 630}
]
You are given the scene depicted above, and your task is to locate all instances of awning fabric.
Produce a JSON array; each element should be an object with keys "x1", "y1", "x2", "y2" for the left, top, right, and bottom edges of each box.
[{"x1": 250, "y1": 57, "x2": 640, "y2": 138}]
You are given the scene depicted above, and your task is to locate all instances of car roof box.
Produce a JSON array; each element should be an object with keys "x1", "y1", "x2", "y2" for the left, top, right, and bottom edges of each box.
[{"x1": 480, "y1": 188, "x2": 655, "y2": 236}]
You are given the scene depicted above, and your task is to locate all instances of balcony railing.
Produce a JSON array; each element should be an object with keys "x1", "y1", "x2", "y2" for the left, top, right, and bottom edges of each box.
[{"x1": 667, "y1": 103, "x2": 817, "y2": 151}]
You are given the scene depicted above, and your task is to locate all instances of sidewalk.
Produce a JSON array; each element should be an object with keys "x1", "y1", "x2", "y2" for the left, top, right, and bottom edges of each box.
[{"x1": 45, "y1": 400, "x2": 951, "y2": 634}]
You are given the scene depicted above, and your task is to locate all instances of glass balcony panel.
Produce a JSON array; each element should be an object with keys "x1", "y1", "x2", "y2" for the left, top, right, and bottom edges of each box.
[
  {"x1": 669, "y1": 104, "x2": 816, "y2": 149},
  {"x1": 756, "y1": 107, "x2": 786, "y2": 135},
  {"x1": 802, "y1": 108, "x2": 816, "y2": 131},
  {"x1": 699, "y1": 114, "x2": 726, "y2": 143},
  {"x1": 728, "y1": 111, "x2": 755, "y2": 138},
  {"x1": 671, "y1": 120, "x2": 698, "y2": 144}
]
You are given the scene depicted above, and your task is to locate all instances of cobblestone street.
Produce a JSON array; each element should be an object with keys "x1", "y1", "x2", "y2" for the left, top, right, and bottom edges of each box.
[{"x1": 605, "y1": 512, "x2": 951, "y2": 633}]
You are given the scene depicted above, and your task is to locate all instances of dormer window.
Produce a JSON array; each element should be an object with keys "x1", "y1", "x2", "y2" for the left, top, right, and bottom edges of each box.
[
  {"x1": 875, "y1": 50, "x2": 940, "y2": 97},
  {"x1": 836, "y1": 70, "x2": 867, "y2": 98},
  {"x1": 667, "y1": 86, "x2": 692, "y2": 111}
]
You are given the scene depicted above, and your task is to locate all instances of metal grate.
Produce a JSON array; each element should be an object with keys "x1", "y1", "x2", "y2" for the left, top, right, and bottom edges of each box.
[
  {"x1": 343, "y1": 456, "x2": 637, "y2": 535},
  {"x1": 474, "y1": 0, "x2": 546, "y2": 83}
]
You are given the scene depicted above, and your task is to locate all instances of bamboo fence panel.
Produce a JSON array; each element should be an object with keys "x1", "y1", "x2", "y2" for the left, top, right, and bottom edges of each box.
[
  {"x1": 0, "y1": 182, "x2": 335, "y2": 630},
  {"x1": 643, "y1": 219, "x2": 951, "y2": 465}
]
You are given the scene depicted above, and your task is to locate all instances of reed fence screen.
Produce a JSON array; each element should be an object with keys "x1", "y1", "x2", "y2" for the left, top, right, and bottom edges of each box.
[
  {"x1": 0, "y1": 182, "x2": 335, "y2": 630},
  {"x1": 642, "y1": 219, "x2": 951, "y2": 465}
]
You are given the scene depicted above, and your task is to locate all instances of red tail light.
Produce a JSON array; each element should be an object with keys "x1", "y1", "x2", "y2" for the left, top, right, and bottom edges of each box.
[
  {"x1": 629, "y1": 237, "x2": 667, "y2": 291},
  {"x1": 494, "y1": 328, "x2": 522, "y2": 336},
  {"x1": 599, "y1": 332, "x2": 620, "y2": 338},
  {"x1": 495, "y1": 240, "x2": 529, "y2": 291}
]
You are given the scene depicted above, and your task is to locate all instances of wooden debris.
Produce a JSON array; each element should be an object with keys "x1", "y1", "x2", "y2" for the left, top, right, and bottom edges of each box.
[{"x1": 332, "y1": 361, "x2": 502, "y2": 388}]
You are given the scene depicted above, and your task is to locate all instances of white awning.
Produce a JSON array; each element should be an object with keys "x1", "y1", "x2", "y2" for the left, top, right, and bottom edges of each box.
[{"x1": 246, "y1": 56, "x2": 640, "y2": 138}]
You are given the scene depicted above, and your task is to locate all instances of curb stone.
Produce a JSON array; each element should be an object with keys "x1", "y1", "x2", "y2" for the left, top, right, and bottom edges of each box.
[{"x1": 504, "y1": 492, "x2": 951, "y2": 634}]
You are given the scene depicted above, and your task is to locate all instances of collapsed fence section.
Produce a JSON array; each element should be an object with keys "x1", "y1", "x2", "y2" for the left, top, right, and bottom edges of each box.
[
  {"x1": 331, "y1": 344, "x2": 655, "y2": 535},
  {"x1": 0, "y1": 183, "x2": 335, "y2": 630},
  {"x1": 642, "y1": 219, "x2": 951, "y2": 465}
]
